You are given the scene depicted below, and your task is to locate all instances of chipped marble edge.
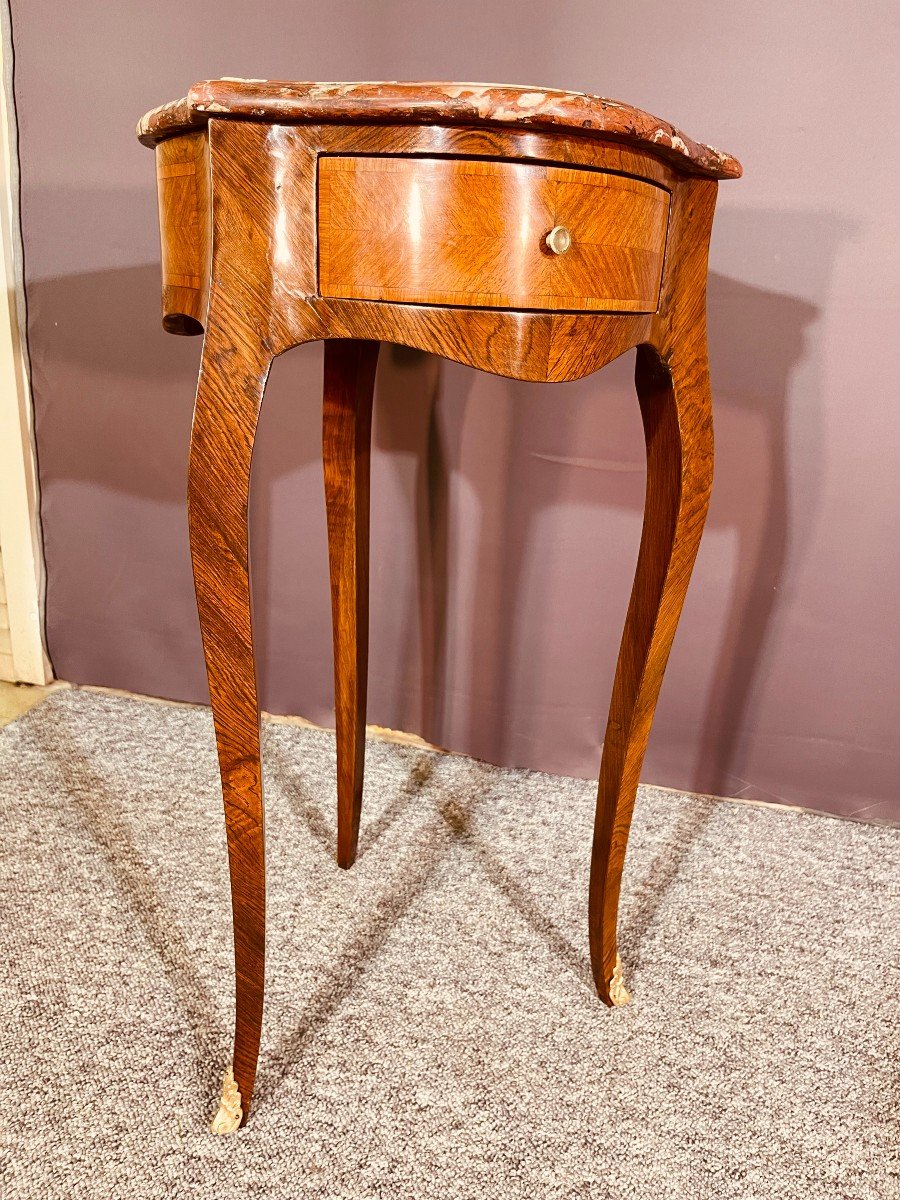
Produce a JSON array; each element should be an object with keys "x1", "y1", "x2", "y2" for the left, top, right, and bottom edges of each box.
[{"x1": 136, "y1": 80, "x2": 741, "y2": 176}]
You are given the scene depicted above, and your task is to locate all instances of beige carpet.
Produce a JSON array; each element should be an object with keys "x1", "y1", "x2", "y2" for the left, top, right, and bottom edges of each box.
[{"x1": 0, "y1": 688, "x2": 897, "y2": 1199}]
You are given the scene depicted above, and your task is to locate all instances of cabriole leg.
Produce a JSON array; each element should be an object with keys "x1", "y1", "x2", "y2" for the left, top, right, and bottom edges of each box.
[
  {"x1": 323, "y1": 339, "x2": 380, "y2": 869},
  {"x1": 589, "y1": 340, "x2": 714, "y2": 1004},
  {"x1": 188, "y1": 321, "x2": 272, "y2": 1130}
]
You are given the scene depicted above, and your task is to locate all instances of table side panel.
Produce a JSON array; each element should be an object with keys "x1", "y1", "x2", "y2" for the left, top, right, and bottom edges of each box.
[{"x1": 155, "y1": 131, "x2": 210, "y2": 334}]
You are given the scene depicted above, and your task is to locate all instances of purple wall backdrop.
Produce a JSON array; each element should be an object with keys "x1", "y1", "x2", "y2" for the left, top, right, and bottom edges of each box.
[{"x1": 11, "y1": 1, "x2": 900, "y2": 820}]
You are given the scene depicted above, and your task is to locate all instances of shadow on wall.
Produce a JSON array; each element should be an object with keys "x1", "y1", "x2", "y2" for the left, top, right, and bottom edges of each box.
[
  {"x1": 28, "y1": 205, "x2": 848, "y2": 805},
  {"x1": 370, "y1": 206, "x2": 847, "y2": 800},
  {"x1": 696, "y1": 206, "x2": 850, "y2": 801}
]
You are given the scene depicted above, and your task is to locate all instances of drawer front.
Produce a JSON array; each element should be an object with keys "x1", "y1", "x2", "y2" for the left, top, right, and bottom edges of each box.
[{"x1": 317, "y1": 156, "x2": 669, "y2": 313}]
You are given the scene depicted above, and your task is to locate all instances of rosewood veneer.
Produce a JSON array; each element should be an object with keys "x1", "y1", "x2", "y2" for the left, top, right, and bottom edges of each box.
[{"x1": 138, "y1": 79, "x2": 741, "y2": 1132}]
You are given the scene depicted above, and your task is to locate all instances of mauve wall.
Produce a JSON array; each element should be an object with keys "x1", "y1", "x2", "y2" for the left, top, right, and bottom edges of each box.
[{"x1": 11, "y1": 2, "x2": 899, "y2": 820}]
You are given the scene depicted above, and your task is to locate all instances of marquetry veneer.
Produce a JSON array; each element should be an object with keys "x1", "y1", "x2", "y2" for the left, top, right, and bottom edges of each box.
[
  {"x1": 318, "y1": 156, "x2": 670, "y2": 311},
  {"x1": 138, "y1": 79, "x2": 741, "y2": 1132}
]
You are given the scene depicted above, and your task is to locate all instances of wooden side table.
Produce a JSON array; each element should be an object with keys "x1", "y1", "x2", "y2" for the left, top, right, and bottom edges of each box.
[{"x1": 138, "y1": 80, "x2": 741, "y2": 1131}]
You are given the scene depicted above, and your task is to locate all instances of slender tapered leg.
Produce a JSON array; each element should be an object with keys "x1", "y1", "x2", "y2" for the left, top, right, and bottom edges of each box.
[
  {"x1": 589, "y1": 340, "x2": 714, "y2": 1004},
  {"x1": 323, "y1": 339, "x2": 380, "y2": 869},
  {"x1": 188, "y1": 321, "x2": 272, "y2": 1130}
]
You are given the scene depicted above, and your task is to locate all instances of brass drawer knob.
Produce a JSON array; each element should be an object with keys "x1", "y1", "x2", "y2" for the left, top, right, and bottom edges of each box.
[{"x1": 544, "y1": 225, "x2": 572, "y2": 255}]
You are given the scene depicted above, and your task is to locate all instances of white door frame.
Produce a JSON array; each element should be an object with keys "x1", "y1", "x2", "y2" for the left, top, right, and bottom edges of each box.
[{"x1": 0, "y1": 4, "x2": 50, "y2": 684}]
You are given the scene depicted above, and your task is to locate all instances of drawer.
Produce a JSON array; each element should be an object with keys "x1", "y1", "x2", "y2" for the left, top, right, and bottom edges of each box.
[{"x1": 317, "y1": 155, "x2": 669, "y2": 313}]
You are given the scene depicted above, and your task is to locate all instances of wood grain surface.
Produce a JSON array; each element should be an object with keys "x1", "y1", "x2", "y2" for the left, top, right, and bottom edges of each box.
[
  {"x1": 588, "y1": 174, "x2": 717, "y2": 999},
  {"x1": 155, "y1": 131, "x2": 209, "y2": 334},
  {"x1": 323, "y1": 338, "x2": 380, "y2": 869},
  {"x1": 142, "y1": 103, "x2": 737, "y2": 1125},
  {"x1": 188, "y1": 321, "x2": 271, "y2": 1124},
  {"x1": 318, "y1": 156, "x2": 669, "y2": 312}
]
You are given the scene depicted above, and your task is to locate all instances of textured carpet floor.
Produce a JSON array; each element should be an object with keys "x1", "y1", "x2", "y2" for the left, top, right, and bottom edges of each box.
[{"x1": 0, "y1": 689, "x2": 897, "y2": 1199}]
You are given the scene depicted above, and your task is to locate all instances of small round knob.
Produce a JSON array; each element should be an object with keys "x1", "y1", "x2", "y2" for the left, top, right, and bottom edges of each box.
[{"x1": 544, "y1": 225, "x2": 572, "y2": 255}]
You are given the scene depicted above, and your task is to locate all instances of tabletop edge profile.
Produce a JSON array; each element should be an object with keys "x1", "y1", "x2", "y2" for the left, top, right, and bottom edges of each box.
[{"x1": 135, "y1": 79, "x2": 742, "y2": 180}]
